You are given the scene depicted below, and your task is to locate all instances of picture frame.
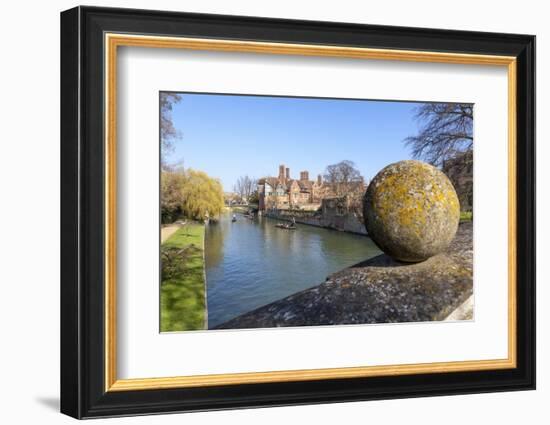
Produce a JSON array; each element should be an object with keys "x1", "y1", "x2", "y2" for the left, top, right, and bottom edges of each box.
[{"x1": 60, "y1": 5, "x2": 535, "y2": 419}]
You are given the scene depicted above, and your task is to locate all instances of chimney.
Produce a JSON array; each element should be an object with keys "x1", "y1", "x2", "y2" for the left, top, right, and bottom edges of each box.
[
  {"x1": 317, "y1": 174, "x2": 322, "y2": 185},
  {"x1": 300, "y1": 171, "x2": 309, "y2": 181},
  {"x1": 278, "y1": 164, "x2": 285, "y2": 181},
  {"x1": 286, "y1": 167, "x2": 290, "y2": 180}
]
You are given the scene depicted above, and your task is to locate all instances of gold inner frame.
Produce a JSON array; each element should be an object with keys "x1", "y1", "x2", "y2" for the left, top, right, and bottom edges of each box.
[{"x1": 104, "y1": 33, "x2": 517, "y2": 392}]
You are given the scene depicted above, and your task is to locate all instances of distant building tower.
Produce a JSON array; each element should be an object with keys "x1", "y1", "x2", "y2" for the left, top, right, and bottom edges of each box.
[
  {"x1": 300, "y1": 171, "x2": 309, "y2": 181},
  {"x1": 278, "y1": 164, "x2": 285, "y2": 182},
  {"x1": 317, "y1": 174, "x2": 323, "y2": 185},
  {"x1": 286, "y1": 167, "x2": 290, "y2": 180}
]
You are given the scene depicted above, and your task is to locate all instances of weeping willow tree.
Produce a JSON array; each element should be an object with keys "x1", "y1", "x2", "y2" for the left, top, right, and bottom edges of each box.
[
  {"x1": 161, "y1": 171, "x2": 186, "y2": 223},
  {"x1": 161, "y1": 169, "x2": 224, "y2": 223},
  {"x1": 180, "y1": 169, "x2": 224, "y2": 220}
]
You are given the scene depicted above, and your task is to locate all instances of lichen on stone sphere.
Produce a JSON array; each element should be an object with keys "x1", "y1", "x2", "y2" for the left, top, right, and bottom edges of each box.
[{"x1": 363, "y1": 160, "x2": 460, "y2": 262}]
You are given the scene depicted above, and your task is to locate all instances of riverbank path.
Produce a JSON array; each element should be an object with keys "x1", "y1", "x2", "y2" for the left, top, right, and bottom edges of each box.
[{"x1": 161, "y1": 223, "x2": 183, "y2": 244}]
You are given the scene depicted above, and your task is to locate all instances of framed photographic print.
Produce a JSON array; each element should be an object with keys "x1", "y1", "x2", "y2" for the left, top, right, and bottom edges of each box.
[{"x1": 60, "y1": 6, "x2": 535, "y2": 419}]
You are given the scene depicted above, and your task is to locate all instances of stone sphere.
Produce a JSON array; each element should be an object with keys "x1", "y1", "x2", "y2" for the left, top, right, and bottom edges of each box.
[{"x1": 363, "y1": 160, "x2": 460, "y2": 262}]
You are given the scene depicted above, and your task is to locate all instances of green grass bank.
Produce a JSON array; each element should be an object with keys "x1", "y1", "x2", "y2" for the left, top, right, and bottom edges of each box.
[
  {"x1": 460, "y1": 211, "x2": 473, "y2": 221},
  {"x1": 160, "y1": 222, "x2": 206, "y2": 332}
]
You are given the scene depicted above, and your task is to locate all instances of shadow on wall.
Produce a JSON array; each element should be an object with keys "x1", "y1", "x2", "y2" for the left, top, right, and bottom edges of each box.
[{"x1": 35, "y1": 396, "x2": 59, "y2": 412}]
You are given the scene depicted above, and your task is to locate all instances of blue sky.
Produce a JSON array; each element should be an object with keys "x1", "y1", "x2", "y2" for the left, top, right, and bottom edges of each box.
[{"x1": 164, "y1": 93, "x2": 424, "y2": 191}]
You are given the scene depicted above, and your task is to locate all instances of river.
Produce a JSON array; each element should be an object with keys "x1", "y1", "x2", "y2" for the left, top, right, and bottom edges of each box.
[{"x1": 204, "y1": 211, "x2": 381, "y2": 328}]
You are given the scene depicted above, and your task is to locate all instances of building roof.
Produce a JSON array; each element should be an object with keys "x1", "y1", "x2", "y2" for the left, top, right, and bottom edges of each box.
[
  {"x1": 287, "y1": 179, "x2": 302, "y2": 190},
  {"x1": 263, "y1": 176, "x2": 317, "y2": 192},
  {"x1": 263, "y1": 177, "x2": 281, "y2": 188},
  {"x1": 297, "y1": 180, "x2": 314, "y2": 191}
]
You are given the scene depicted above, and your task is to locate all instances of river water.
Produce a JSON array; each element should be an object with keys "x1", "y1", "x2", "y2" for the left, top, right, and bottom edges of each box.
[{"x1": 204, "y1": 211, "x2": 381, "y2": 328}]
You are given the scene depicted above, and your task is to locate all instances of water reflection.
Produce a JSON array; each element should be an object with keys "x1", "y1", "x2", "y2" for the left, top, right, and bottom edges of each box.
[{"x1": 204, "y1": 212, "x2": 381, "y2": 327}]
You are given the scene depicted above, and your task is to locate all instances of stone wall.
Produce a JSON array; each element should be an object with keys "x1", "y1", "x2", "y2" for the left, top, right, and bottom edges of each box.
[
  {"x1": 442, "y1": 150, "x2": 473, "y2": 212},
  {"x1": 265, "y1": 208, "x2": 367, "y2": 235}
]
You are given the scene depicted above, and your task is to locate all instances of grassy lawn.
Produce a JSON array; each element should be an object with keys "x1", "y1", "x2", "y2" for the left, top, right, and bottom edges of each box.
[
  {"x1": 460, "y1": 211, "x2": 473, "y2": 221},
  {"x1": 230, "y1": 206, "x2": 248, "y2": 214},
  {"x1": 160, "y1": 222, "x2": 206, "y2": 332}
]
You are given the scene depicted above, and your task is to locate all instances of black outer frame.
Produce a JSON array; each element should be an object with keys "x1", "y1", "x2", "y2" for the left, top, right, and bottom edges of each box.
[{"x1": 60, "y1": 6, "x2": 535, "y2": 419}]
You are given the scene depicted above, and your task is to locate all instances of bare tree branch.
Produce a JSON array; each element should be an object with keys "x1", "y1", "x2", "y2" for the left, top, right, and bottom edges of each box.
[
  {"x1": 160, "y1": 92, "x2": 182, "y2": 168},
  {"x1": 405, "y1": 103, "x2": 473, "y2": 168},
  {"x1": 233, "y1": 175, "x2": 257, "y2": 204}
]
